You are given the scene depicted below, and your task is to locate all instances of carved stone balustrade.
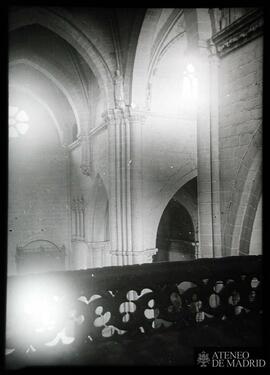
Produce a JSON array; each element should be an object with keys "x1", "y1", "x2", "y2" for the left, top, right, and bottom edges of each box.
[{"x1": 5, "y1": 255, "x2": 262, "y2": 367}]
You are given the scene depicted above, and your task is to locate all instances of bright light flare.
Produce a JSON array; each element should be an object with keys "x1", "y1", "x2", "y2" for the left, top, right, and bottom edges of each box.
[
  {"x1": 150, "y1": 61, "x2": 198, "y2": 117},
  {"x1": 186, "y1": 63, "x2": 195, "y2": 73},
  {"x1": 6, "y1": 277, "x2": 69, "y2": 348},
  {"x1": 180, "y1": 63, "x2": 198, "y2": 113},
  {"x1": 21, "y1": 289, "x2": 59, "y2": 332}
]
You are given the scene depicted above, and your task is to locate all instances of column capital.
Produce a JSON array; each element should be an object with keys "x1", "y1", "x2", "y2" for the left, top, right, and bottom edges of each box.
[{"x1": 80, "y1": 164, "x2": 92, "y2": 177}]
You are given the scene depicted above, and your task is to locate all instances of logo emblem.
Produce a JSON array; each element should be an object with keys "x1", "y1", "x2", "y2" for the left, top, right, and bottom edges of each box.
[{"x1": 197, "y1": 351, "x2": 210, "y2": 367}]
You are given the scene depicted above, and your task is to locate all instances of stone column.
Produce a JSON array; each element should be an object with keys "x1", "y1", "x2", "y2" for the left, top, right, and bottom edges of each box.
[
  {"x1": 209, "y1": 42, "x2": 222, "y2": 258},
  {"x1": 105, "y1": 108, "x2": 133, "y2": 265},
  {"x1": 195, "y1": 41, "x2": 222, "y2": 258},
  {"x1": 183, "y1": 8, "x2": 223, "y2": 258},
  {"x1": 129, "y1": 109, "x2": 157, "y2": 264},
  {"x1": 105, "y1": 107, "x2": 157, "y2": 265},
  {"x1": 64, "y1": 145, "x2": 72, "y2": 270},
  {"x1": 195, "y1": 46, "x2": 214, "y2": 258}
]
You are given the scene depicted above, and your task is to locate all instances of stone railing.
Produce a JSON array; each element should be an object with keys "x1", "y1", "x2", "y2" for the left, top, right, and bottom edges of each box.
[{"x1": 5, "y1": 255, "x2": 262, "y2": 367}]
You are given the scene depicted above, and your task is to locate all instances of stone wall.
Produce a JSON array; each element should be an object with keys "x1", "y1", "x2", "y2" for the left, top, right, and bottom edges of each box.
[
  {"x1": 218, "y1": 36, "x2": 263, "y2": 255},
  {"x1": 140, "y1": 115, "x2": 197, "y2": 251},
  {"x1": 8, "y1": 103, "x2": 70, "y2": 274}
]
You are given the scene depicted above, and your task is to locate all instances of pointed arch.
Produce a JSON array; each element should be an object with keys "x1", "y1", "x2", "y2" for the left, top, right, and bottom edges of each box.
[
  {"x1": 9, "y1": 6, "x2": 114, "y2": 107},
  {"x1": 131, "y1": 8, "x2": 184, "y2": 108},
  {"x1": 149, "y1": 169, "x2": 197, "y2": 246},
  {"x1": 10, "y1": 58, "x2": 82, "y2": 137},
  {"x1": 231, "y1": 151, "x2": 262, "y2": 255},
  {"x1": 224, "y1": 125, "x2": 262, "y2": 255},
  {"x1": 9, "y1": 84, "x2": 63, "y2": 144},
  {"x1": 154, "y1": 178, "x2": 198, "y2": 262}
]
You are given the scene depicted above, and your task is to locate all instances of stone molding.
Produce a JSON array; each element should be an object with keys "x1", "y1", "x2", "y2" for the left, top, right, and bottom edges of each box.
[
  {"x1": 88, "y1": 241, "x2": 111, "y2": 251},
  {"x1": 211, "y1": 8, "x2": 263, "y2": 57}
]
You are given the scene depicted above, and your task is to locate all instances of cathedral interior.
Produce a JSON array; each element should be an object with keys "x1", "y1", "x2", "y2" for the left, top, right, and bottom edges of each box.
[{"x1": 6, "y1": 7, "x2": 264, "y2": 368}]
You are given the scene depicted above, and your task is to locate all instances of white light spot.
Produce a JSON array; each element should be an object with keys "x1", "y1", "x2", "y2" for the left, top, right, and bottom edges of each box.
[
  {"x1": 17, "y1": 110, "x2": 29, "y2": 122},
  {"x1": 186, "y1": 63, "x2": 195, "y2": 73},
  {"x1": 5, "y1": 348, "x2": 15, "y2": 356}
]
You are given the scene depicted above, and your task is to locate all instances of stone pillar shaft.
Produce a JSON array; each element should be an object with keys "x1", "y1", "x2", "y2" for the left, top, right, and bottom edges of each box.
[
  {"x1": 196, "y1": 45, "x2": 222, "y2": 258},
  {"x1": 107, "y1": 109, "x2": 133, "y2": 264},
  {"x1": 196, "y1": 50, "x2": 214, "y2": 258},
  {"x1": 106, "y1": 108, "x2": 157, "y2": 265},
  {"x1": 209, "y1": 47, "x2": 222, "y2": 257}
]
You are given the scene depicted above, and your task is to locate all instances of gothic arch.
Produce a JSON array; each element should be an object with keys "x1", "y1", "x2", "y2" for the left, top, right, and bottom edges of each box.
[
  {"x1": 117, "y1": 9, "x2": 146, "y2": 105},
  {"x1": 239, "y1": 165, "x2": 262, "y2": 255},
  {"x1": 131, "y1": 8, "x2": 213, "y2": 109},
  {"x1": 224, "y1": 125, "x2": 262, "y2": 255},
  {"x1": 131, "y1": 8, "x2": 183, "y2": 109},
  {"x1": 147, "y1": 9, "x2": 185, "y2": 84},
  {"x1": 173, "y1": 186, "x2": 198, "y2": 236},
  {"x1": 9, "y1": 6, "x2": 114, "y2": 107},
  {"x1": 9, "y1": 56, "x2": 87, "y2": 135},
  {"x1": 155, "y1": 195, "x2": 196, "y2": 262},
  {"x1": 148, "y1": 169, "x2": 197, "y2": 251},
  {"x1": 231, "y1": 151, "x2": 262, "y2": 255}
]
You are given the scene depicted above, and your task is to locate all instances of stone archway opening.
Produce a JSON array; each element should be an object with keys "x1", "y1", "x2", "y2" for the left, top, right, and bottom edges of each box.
[
  {"x1": 154, "y1": 177, "x2": 198, "y2": 263},
  {"x1": 154, "y1": 200, "x2": 195, "y2": 262},
  {"x1": 154, "y1": 177, "x2": 198, "y2": 262}
]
